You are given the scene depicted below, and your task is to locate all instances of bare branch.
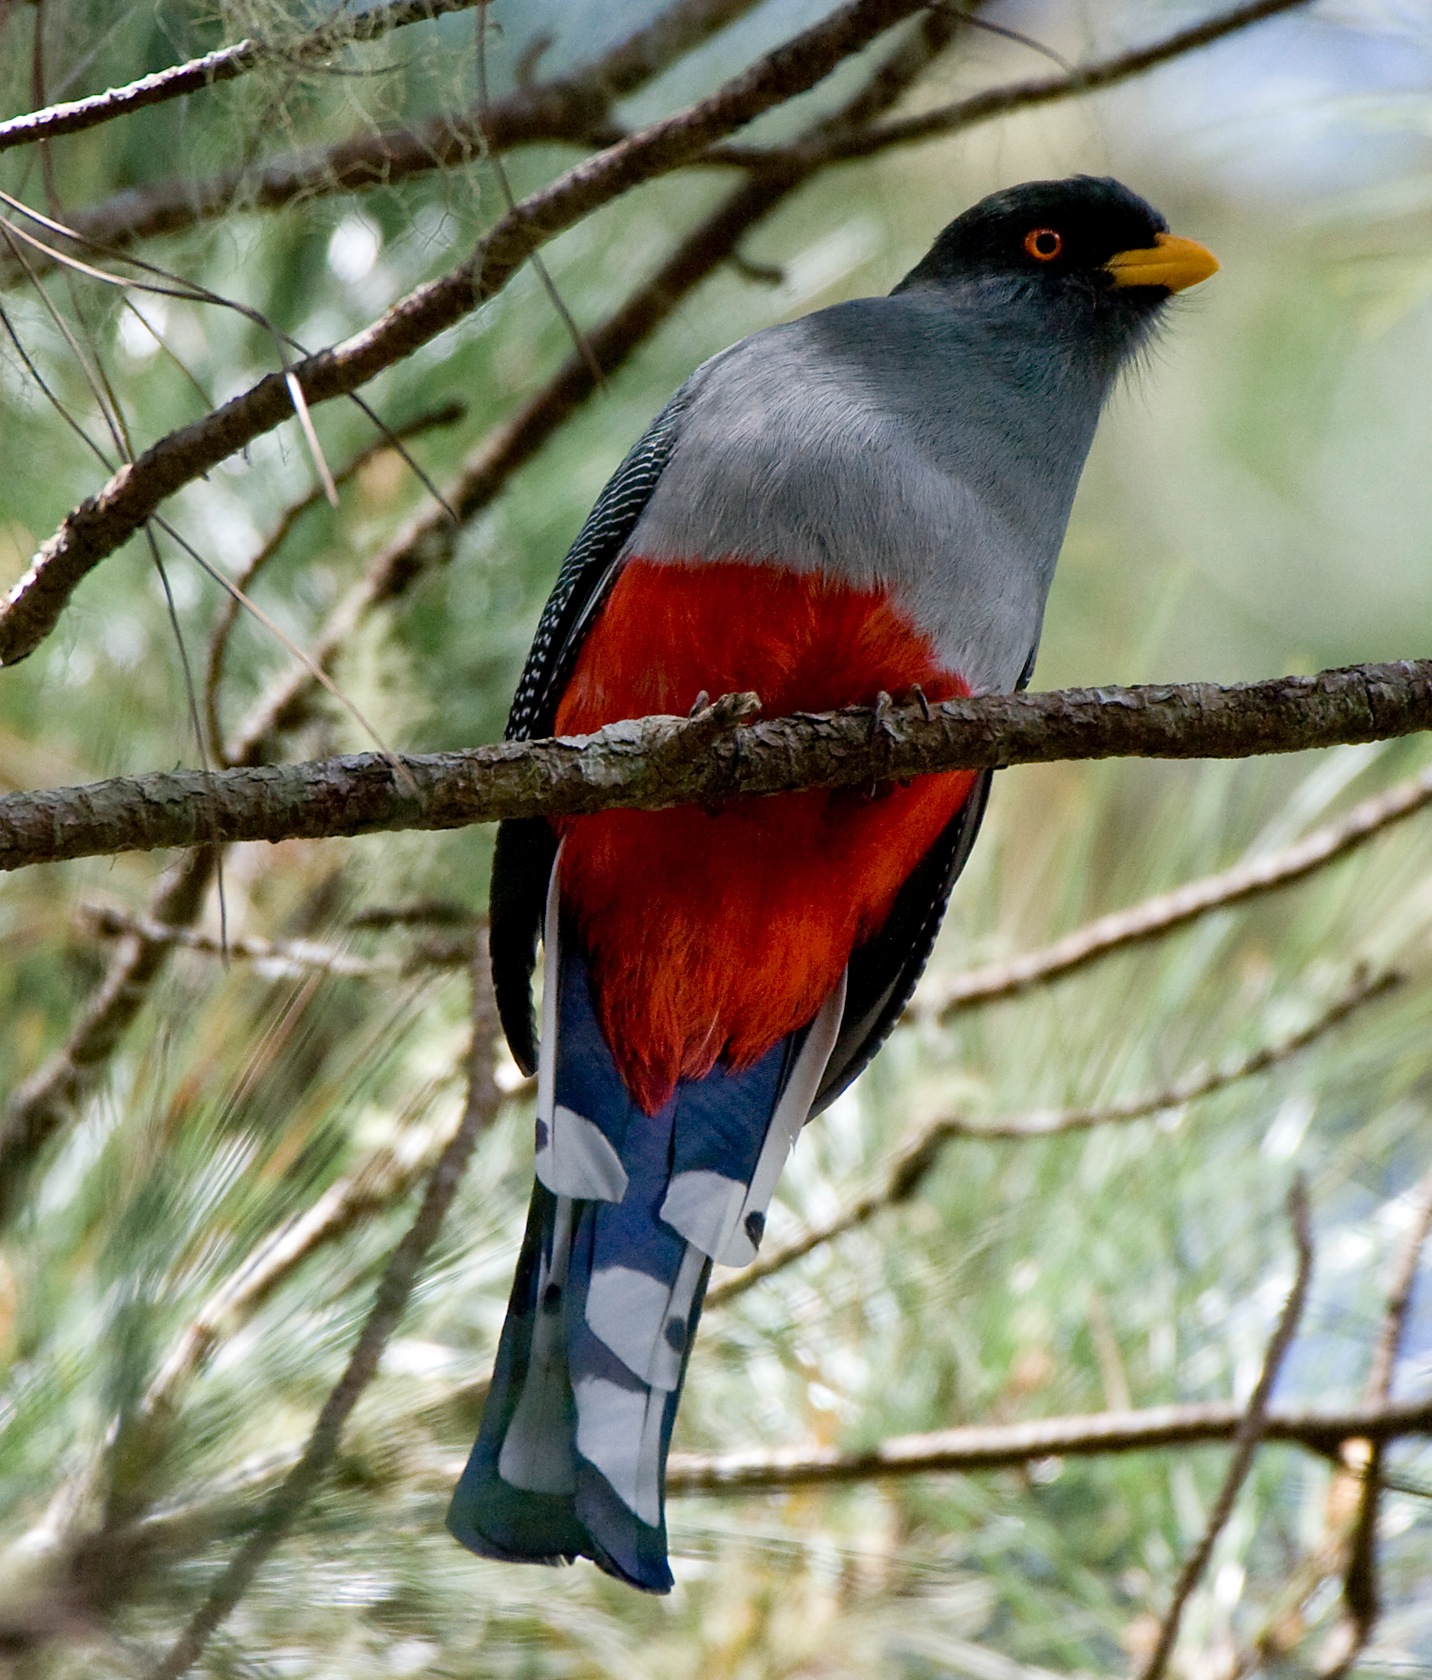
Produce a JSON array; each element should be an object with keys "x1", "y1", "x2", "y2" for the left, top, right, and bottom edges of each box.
[
  {"x1": 1136, "y1": 1178, "x2": 1314, "y2": 1680},
  {"x1": 3, "y1": 0, "x2": 770, "y2": 275},
  {"x1": 710, "y1": 966, "x2": 1394, "y2": 1308},
  {"x1": 0, "y1": 663, "x2": 1428, "y2": 873},
  {"x1": 223, "y1": 10, "x2": 959, "y2": 765},
  {"x1": 37, "y1": 0, "x2": 1311, "y2": 272},
  {"x1": 665, "y1": 1392, "x2": 1432, "y2": 1496},
  {"x1": 733, "y1": 0, "x2": 1317, "y2": 169},
  {"x1": 0, "y1": 16, "x2": 951, "y2": 1237},
  {"x1": 0, "y1": 847, "x2": 215, "y2": 1220},
  {"x1": 112, "y1": 1393, "x2": 1432, "y2": 1565},
  {"x1": 79, "y1": 903, "x2": 471, "y2": 977},
  {"x1": 918, "y1": 763, "x2": 1432, "y2": 1018},
  {"x1": 0, "y1": 2, "x2": 489, "y2": 156},
  {"x1": 0, "y1": 0, "x2": 929, "y2": 664},
  {"x1": 146, "y1": 933, "x2": 502, "y2": 1680},
  {"x1": 139, "y1": 1101, "x2": 458, "y2": 1434},
  {"x1": 202, "y1": 399, "x2": 465, "y2": 763},
  {"x1": 1318, "y1": 1156, "x2": 1432, "y2": 1677}
]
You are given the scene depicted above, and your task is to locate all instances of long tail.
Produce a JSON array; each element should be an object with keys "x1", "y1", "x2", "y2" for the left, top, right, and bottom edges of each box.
[{"x1": 448, "y1": 876, "x2": 843, "y2": 1592}]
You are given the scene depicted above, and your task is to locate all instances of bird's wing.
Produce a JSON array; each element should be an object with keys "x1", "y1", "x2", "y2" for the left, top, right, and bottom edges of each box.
[
  {"x1": 813, "y1": 642, "x2": 1040, "y2": 1112},
  {"x1": 814, "y1": 768, "x2": 992, "y2": 1113},
  {"x1": 491, "y1": 397, "x2": 687, "y2": 1073}
]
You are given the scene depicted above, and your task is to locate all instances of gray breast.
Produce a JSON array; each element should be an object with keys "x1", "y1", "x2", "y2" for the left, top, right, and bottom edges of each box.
[{"x1": 627, "y1": 288, "x2": 1117, "y2": 694}]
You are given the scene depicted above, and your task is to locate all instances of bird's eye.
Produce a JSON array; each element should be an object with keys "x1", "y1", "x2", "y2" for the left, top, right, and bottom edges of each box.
[{"x1": 1024, "y1": 228, "x2": 1063, "y2": 262}]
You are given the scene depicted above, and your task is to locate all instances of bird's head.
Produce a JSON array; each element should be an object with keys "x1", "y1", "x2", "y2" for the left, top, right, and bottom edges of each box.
[{"x1": 895, "y1": 176, "x2": 1217, "y2": 357}]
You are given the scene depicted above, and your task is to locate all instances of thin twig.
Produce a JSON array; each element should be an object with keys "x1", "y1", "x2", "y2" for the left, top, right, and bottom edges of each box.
[
  {"x1": 917, "y1": 764, "x2": 1432, "y2": 1019},
  {"x1": 1318, "y1": 1156, "x2": 1432, "y2": 1678},
  {"x1": 202, "y1": 399, "x2": 464, "y2": 762},
  {"x1": 146, "y1": 931, "x2": 502, "y2": 1680},
  {"x1": 1136, "y1": 1178, "x2": 1314, "y2": 1680},
  {"x1": 721, "y1": 0, "x2": 1316, "y2": 169},
  {"x1": 1, "y1": 663, "x2": 1430, "y2": 873},
  {"x1": 711, "y1": 967, "x2": 1391, "y2": 1307},
  {"x1": 347, "y1": 900, "x2": 477, "y2": 928},
  {"x1": 0, "y1": 0, "x2": 489, "y2": 155},
  {"x1": 223, "y1": 8, "x2": 961, "y2": 765},
  {"x1": 0, "y1": 0, "x2": 946, "y2": 663},
  {"x1": 0, "y1": 12, "x2": 937, "y2": 1222},
  {"x1": 661, "y1": 1391, "x2": 1432, "y2": 1496},
  {"x1": 28, "y1": 0, "x2": 1310, "y2": 276},
  {"x1": 0, "y1": 847, "x2": 216, "y2": 1224},
  {"x1": 78, "y1": 903, "x2": 472, "y2": 977}
]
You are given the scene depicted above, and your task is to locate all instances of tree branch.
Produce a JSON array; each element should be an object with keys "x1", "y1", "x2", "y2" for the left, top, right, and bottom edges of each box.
[
  {"x1": 1317, "y1": 1155, "x2": 1432, "y2": 1677},
  {"x1": 203, "y1": 399, "x2": 465, "y2": 763},
  {"x1": 80, "y1": 902, "x2": 472, "y2": 977},
  {"x1": 222, "y1": 9, "x2": 957, "y2": 765},
  {"x1": 2, "y1": 0, "x2": 772, "y2": 279},
  {"x1": 0, "y1": 847, "x2": 216, "y2": 1219},
  {"x1": 1, "y1": 663, "x2": 1429, "y2": 873},
  {"x1": 145, "y1": 933, "x2": 501, "y2": 1680},
  {"x1": 917, "y1": 762, "x2": 1432, "y2": 1018},
  {"x1": 1136, "y1": 1178, "x2": 1313, "y2": 1680},
  {"x1": 665, "y1": 1393, "x2": 1432, "y2": 1495},
  {"x1": 33, "y1": 0, "x2": 1311, "y2": 275},
  {"x1": 0, "y1": 17, "x2": 954, "y2": 1235},
  {"x1": 709, "y1": 965, "x2": 1394, "y2": 1308},
  {"x1": 0, "y1": 0, "x2": 928, "y2": 665},
  {"x1": 732, "y1": 0, "x2": 1316, "y2": 169},
  {"x1": 0, "y1": 0, "x2": 489, "y2": 157},
  {"x1": 105, "y1": 1391, "x2": 1432, "y2": 1568}
]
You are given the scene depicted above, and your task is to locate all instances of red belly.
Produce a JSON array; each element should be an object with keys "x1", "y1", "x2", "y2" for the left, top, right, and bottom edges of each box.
[{"x1": 553, "y1": 557, "x2": 975, "y2": 1113}]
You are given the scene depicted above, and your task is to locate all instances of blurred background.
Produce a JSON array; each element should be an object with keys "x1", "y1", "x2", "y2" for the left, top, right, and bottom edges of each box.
[{"x1": 1, "y1": 0, "x2": 1431, "y2": 1673}]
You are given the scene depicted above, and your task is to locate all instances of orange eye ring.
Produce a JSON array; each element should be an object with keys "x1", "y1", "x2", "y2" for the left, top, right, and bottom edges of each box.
[{"x1": 1024, "y1": 227, "x2": 1062, "y2": 262}]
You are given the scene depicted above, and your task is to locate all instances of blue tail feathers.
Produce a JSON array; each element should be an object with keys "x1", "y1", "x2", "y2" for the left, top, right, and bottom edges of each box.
[{"x1": 448, "y1": 890, "x2": 844, "y2": 1592}]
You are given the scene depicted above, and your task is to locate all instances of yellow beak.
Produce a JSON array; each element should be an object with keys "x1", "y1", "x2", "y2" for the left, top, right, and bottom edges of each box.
[{"x1": 1106, "y1": 232, "x2": 1219, "y2": 293}]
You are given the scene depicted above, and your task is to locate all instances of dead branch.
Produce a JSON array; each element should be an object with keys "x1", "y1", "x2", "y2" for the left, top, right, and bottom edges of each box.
[
  {"x1": 0, "y1": 0, "x2": 488, "y2": 157},
  {"x1": 735, "y1": 0, "x2": 1317, "y2": 169},
  {"x1": 1136, "y1": 1179, "x2": 1313, "y2": 1680},
  {"x1": 1317, "y1": 1156, "x2": 1432, "y2": 1677},
  {"x1": 223, "y1": 10, "x2": 957, "y2": 764},
  {"x1": 0, "y1": 847, "x2": 215, "y2": 1220},
  {"x1": 0, "y1": 0, "x2": 768, "y2": 279},
  {"x1": 916, "y1": 762, "x2": 1432, "y2": 1018},
  {"x1": 138, "y1": 1100, "x2": 459, "y2": 1435},
  {"x1": 79, "y1": 903, "x2": 471, "y2": 977},
  {"x1": 0, "y1": 663, "x2": 1428, "y2": 872},
  {"x1": 145, "y1": 933, "x2": 502, "y2": 1680},
  {"x1": 0, "y1": 18, "x2": 947, "y2": 1232},
  {"x1": 709, "y1": 965, "x2": 1395, "y2": 1308},
  {"x1": 664, "y1": 1393, "x2": 1431, "y2": 1495},
  {"x1": 33, "y1": 0, "x2": 1311, "y2": 276},
  {"x1": 203, "y1": 400, "x2": 464, "y2": 763},
  {"x1": 0, "y1": 0, "x2": 928, "y2": 665}
]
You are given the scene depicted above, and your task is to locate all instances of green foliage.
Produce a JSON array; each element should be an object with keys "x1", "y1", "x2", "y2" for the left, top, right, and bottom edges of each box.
[{"x1": 0, "y1": 3, "x2": 1430, "y2": 1676}]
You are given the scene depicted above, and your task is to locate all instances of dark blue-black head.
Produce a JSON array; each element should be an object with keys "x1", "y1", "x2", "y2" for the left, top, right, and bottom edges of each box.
[{"x1": 896, "y1": 176, "x2": 1217, "y2": 350}]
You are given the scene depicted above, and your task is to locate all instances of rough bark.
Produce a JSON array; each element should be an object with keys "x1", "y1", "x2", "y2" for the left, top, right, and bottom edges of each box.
[{"x1": 0, "y1": 662, "x2": 1427, "y2": 873}]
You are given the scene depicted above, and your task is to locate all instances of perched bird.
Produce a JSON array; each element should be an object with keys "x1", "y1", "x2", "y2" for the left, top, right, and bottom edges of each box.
[{"x1": 448, "y1": 176, "x2": 1217, "y2": 1591}]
